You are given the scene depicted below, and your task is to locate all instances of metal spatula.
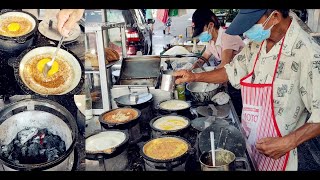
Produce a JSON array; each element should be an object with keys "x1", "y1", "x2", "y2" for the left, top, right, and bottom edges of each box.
[{"x1": 43, "y1": 36, "x2": 65, "y2": 78}]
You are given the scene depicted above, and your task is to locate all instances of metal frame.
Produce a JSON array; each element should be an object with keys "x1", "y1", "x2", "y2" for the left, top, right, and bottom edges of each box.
[
  {"x1": 85, "y1": 22, "x2": 127, "y2": 115},
  {"x1": 229, "y1": 100, "x2": 257, "y2": 171}
]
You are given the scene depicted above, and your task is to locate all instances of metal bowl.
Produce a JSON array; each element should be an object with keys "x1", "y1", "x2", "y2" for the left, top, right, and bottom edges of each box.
[{"x1": 186, "y1": 82, "x2": 220, "y2": 102}]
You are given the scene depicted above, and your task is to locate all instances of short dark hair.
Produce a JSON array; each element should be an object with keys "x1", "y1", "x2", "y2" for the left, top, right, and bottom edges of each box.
[
  {"x1": 192, "y1": 9, "x2": 221, "y2": 29},
  {"x1": 208, "y1": 13, "x2": 221, "y2": 29},
  {"x1": 264, "y1": 9, "x2": 290, "y2": 18}
]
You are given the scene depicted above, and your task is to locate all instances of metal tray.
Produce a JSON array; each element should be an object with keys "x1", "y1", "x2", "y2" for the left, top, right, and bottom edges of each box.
[{"x1": 119, "y1": 55, "x2": 161, "y2": 80}]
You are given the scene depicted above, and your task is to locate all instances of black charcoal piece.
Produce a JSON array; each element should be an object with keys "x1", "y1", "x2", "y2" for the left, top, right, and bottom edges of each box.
[
  {"x1": 1, "y1": 128, "x2": 66, "y2": 164},
  {"x1": 27, "y1": 143, "x2": 40, "y2": 158}
]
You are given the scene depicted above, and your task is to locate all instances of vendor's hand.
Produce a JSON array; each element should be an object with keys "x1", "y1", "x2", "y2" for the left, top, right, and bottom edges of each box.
[
  {"x1": 173, "y1": 70, "x2": 196, "y2": 84},
  {"x1": 191, "y1": 59, "x2": 205, "y2": 69},
  {"x1": 256, "y1": 136, "x2": 295, "y2": 160},
  {"x1": 57, "y1": 9, "x2": 84, "y2": 37}
]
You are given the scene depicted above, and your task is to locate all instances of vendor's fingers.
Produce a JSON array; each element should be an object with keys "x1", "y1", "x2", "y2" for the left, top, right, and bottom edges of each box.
[
  {"x1": 62, "y1": 10, "x2": 84, "y2": 37},
  {"x1": 57, "y1": 10, "x2": 73, "y2": 36},
  {"x1": 256, "y1": 137, "x2": 271, "y2": 144},
  {"x1": 191, "y1": 63, "x2": 199, "y2": 69},
  {"x1": 175, "y1": 77, "x2": 187, "y2": 84},
  {"x1": 173, "y1": 70, "x2": 188, "y2": 77},
  {"x1": 255, "y1": 143, "x2": 266, "y2": 152}
]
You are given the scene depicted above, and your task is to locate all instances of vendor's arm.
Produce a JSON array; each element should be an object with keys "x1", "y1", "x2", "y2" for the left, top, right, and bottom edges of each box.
[
  {"x1": 173, "y1": 67, "x2": 228, "y2": 84},
  {"x1": 256, "y1": 40, "x2": 320, "y2": 159},
  {"x1": 216, "y1": 33, "x2": 245, "y2": 69},
  {"x1": 192, "y1": 50, "x2": 212, "y2": 69},
  {"x1": 174, "y1": 42, "x2": 251, "y2": 85},
  {"x1": 216, "y1": 49, "x2": 234, "y2": 69}
]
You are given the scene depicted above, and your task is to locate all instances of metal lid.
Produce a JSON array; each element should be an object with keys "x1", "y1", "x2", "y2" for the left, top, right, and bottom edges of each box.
[{"x1": 114, "y1": 92, "x2": 153, "y2": 106}]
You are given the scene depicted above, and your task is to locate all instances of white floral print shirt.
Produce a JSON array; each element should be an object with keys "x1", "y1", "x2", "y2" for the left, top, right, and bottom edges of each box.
[{"x1": 224, "y1": 12, "x2": 320, "y2": 170}]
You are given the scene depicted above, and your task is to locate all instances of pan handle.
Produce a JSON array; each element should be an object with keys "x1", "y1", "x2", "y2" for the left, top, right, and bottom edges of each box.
[
  {"x1": 165, "y1": 162, "x2": 173, "y2": 171},
  {"x1": 7, "y1": 57, "x2": 18, "y2": 68},
  {"x1": 234, "y1": 157, "x2": 250, "y2": 171},
  {"x1": 97, "y1": 155, "x2": 106, "y2": 171}
]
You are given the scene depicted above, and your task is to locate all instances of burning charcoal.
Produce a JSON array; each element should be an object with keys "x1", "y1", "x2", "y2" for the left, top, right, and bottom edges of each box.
[
  {"x1": 3, "y1": 128, "x2": 66, "y2": 164},
  {"x1": 1, "y1": 145, "x2": 8, "y2": 153},
  {"x1": 46, "y1": 148, "x2": 59, "y2": 162},
  {"x1": 58, "y1": 141, "x2": 66, "y2": 152},
  {"x1": 11, "y1": 150, "x2": 20, "y2": 161},
  {"x1": 18, "y1": 127, "x2": 38, "y2": 145},
  {"x1": 32, "y1": 136, "x2": 40, "y2": 144},
  {"x1": 27, "y1": 143, "x2": 40, "y2": 158},
  {"x1": 14, "y1": 139, "x2": 20, "y2": 145},
  {"x1": 43, "y1": 135, "x2": 55, "y2": 149},
  {"x1": 0, "y1": 145, "x2": 10, "y2": 158},
  {"x1": 21, "y1": 146, "x2": 28, "y2": 157},
  {"x1": 38, "y1": 129, "x2": 47, "y2": 135}
]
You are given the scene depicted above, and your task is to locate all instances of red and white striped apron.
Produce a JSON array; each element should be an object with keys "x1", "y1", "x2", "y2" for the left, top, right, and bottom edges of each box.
[{"x1": 240, "y1": 38, "x2": 289, "y2": 171}]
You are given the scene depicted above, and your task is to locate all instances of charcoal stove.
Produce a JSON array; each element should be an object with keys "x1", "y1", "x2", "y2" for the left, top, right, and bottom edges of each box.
[
  {"x1": 0, "y1": 97, "x2": 78, "y2": 171},
  {"x1": 85, "y1": 130, "x2": 130, "y2": 171}
]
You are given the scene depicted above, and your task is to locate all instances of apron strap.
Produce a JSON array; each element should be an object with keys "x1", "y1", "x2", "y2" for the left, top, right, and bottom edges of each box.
[
  {"x1": 250, "y1": 37, "x2": 286, "y2": 84},
  {"x1": 271, "y1": 37, "x2": 286, "y2": 84}
]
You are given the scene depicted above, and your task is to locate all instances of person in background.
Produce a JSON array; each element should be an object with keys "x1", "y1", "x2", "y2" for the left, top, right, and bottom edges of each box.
[
  {"x1": 174, "y1": 9, "x2": 320, "y2": 171},
  {"x1": 146, "y1": 9, "x2": 155, "y2": 34},
  {"x1": 192, "y1": 9, "x2": 245, "y2": 117},
  {"x1": 163, "y1": 16, "x2": 172, "y2": 35},
  {"x1": 192, "y1": 9, "x2": 245, "y2": 69},
  {"x1": 57, "y1": 9, "x2": 84, "y2": 37}
]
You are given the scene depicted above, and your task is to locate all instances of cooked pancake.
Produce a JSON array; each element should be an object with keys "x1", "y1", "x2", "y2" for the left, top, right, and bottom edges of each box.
[
  {"x1": 143, "y1": 137, "x2": 188, "y2": 160},
  {"x1": 159, "y1": 100, "x2": 189, "y2": 111},
  {"x1": 0, "y1": 16, "x2": 33, "y2": 37},
  {"x1": 103, "y1": 108, "x2": 139, "y2": 124},
  {"x1": 86, "y1": 131, "x2": 126, "y2": 154},
  {"x1": 22, "y1": 53, "x2": 74, "y2": 95},
  {"x1": 153, "y1": 116, "x2": 188, "y2": 131}
]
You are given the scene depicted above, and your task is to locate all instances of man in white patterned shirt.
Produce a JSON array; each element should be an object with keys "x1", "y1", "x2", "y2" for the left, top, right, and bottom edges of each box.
[{"x1": 174, "y1": 9, "x2": 320, "y2": 170}]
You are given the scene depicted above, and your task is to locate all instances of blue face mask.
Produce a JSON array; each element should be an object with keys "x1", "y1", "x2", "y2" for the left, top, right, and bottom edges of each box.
[
  {"x1": 199, "y1": 31, "x2": 212, "y2": 42},
  {"x1": 243, "y1": 12, "x2": 275, "y2": 43}
]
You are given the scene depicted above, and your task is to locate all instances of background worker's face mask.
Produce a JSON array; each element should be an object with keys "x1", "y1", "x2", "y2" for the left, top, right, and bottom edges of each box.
[
  {"x1": 243, "y1": 11, "x2": 275, "y2": 43},
  {"x1": 199, "y1": 26, "x2": 212, "y2": 42}
]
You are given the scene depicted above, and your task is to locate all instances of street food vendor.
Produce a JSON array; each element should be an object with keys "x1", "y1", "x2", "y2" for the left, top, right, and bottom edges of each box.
[
  {"x1": 191, "y1": 9, "x2": 245, "y2": 117},
  {"x1": 174, "y1": 9, "x2": 320, "y2": 170}
]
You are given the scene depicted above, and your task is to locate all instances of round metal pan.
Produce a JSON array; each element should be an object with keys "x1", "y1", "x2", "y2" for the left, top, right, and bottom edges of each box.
[
  {"x1": 0, "y1": 10, "x2": 39, "y2": 54},
  {"x1": 12, "y1": 44, "x2": 84, "y2": 96},
  {"x1": 85, "y1": 130, "x2": 129, "y2": 160}
]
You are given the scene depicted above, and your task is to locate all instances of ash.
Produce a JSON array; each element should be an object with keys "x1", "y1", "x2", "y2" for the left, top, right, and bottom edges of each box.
[{"x1": 0, "y1": 127, "x2": 66, "y2": 164}]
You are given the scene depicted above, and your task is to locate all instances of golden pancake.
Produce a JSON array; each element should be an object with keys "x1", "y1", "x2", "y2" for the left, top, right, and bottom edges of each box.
[
  {"x1": 143, "y1": 137, "x2": 188, "y2": 160},
  {"x1": 0, "y1": 16, "x2": 33, "y2": 37},
  {"x1": 103, "y1": 108, "x2": 139, "y2": 124},
  {"x1": 153, "y1": 116, "x2": 188, "y2": 131},
  {"x1": 22, "y1": 53, "x2": 74, "y2": 95}
]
